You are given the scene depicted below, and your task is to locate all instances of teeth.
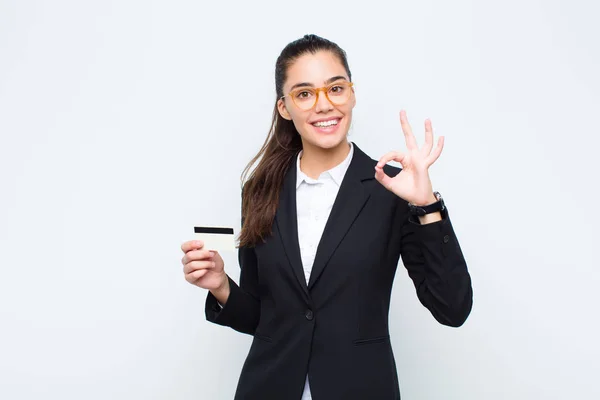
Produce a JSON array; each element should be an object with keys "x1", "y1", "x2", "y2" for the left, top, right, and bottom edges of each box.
[{"x1": 313, "y1": 119, "x2": 339, "y2": 127}]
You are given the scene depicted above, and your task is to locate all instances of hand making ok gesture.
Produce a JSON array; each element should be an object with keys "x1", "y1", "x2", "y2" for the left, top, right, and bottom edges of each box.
[{"x1": 374, "y1": 110, "x2": 444, "y2": 206}]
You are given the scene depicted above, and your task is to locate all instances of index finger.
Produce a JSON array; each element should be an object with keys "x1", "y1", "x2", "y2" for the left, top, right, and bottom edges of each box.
[
  {"x1": 376, "y1": 151, "x2": 406, "y2": 169},
  {"x1": 181, "y1": 240, "x2": 204, "y2": 253}
]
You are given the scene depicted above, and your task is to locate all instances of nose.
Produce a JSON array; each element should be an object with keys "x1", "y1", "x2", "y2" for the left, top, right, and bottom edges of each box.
[{"x1": 314, "y1": 88, "x2": 334, "y2": 113}]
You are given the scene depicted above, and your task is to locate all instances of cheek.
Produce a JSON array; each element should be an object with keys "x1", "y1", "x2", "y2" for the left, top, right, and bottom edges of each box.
[
  {"x1": 289, "y1": 112, "x2": 311, "y2": 131},
  {"x1": 339, "y1": 105, "x2": 354, "y2": 122},
  {"x1": 346, "y1": 96, "x2": 357, "y2": 113}
]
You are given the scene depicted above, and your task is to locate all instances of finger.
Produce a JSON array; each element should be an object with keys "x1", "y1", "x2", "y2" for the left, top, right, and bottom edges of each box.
[
  {"x1": 426, "y1": 136, "x2": 444, "y2": 165},
  {"x1": 400, "y1": 110, "x2": 418, "y2": 150},
  {"x1": 187, "y1": 268, "x2": 209, "y2": 283},
  {"x1": 184, "y1": 260, "x2": 216, "y2": 274},
  {"x1": 375, "y1": 166, "x2": 391, "y2": 188},
  {"x1": 376, "y1": 151, "x2": 406, "y2": 169},
  {"x1": 374, "y1": 165, "x2": 395, "y2": 190},
  {"x1": 181, "y1": 240, "x2": 204, "y2": 253},
  {"x1": 423, "y1": 119, "x2": 434, "y2": 155},
  {"x1": 181, "y1": 249, "x2": 214, "y2": 265}
]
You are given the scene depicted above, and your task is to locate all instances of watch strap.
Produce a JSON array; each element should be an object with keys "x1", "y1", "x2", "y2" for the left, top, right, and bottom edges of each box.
[{"x1": 408, "y1": 191, "x2": 445, "y2": 216}]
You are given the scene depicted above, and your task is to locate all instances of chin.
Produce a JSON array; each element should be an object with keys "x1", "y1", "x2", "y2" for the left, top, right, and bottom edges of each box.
[{"x1": 305, "y1": 134, "x2": 347, "y2": 151}]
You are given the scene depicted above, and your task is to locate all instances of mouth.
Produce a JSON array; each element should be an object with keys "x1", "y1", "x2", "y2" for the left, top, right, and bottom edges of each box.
[{"x1": 310, "y1": 117, "x2": 342, "y2": 134}]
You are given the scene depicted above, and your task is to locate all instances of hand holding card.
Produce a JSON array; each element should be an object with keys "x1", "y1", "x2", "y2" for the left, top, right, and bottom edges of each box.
[{"x1": 181, "y1": 235, "x2": 228, "y2": 297}]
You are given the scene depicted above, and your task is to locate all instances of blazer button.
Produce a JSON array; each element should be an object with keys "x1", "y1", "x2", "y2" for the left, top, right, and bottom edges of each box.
[
  {"x1": 305, "y1": 309, "x2": 314, "y2": 320},
  {"x1": 443, "y1": 235, "x2": 450, "y2": 243}
]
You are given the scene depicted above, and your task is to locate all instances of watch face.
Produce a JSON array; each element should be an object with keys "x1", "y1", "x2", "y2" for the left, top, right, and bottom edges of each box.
[{"x1": 434, "y1": 191, "x2": 445, "y2": 210}]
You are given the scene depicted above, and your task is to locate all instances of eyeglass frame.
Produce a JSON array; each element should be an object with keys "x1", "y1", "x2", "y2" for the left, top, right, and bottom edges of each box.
[{"x1": 280, "y1": 80, "x2": 355, "y2": 111}]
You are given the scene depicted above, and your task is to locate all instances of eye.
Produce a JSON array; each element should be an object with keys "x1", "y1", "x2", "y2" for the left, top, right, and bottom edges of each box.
[
  {"x1": 329, "y1": 84, "x2": 346, "y2": 93},
  {"x1": 295, "y1": 90, "x2": 314, "y2": 99}
]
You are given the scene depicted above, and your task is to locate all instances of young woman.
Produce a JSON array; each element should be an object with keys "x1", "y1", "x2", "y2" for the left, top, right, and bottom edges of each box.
[{"x1": 181, "y1": 34, "x2": 473, "y2": 400}]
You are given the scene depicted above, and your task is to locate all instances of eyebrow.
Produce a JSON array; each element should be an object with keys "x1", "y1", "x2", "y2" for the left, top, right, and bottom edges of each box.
[{"x1": 289, "y1": 76, "x2": 348, "y2": 91}]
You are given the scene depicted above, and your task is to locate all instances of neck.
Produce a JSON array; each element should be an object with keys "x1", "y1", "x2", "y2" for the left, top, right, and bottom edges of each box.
[{"x1": 299, "y1": 140, "x2": 351, "y2": 179}]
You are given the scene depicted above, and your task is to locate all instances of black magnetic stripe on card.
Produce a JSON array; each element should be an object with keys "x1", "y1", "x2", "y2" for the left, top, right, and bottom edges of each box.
[{"x1": 194, "y1": 227, "x2": 234, "y2": 235}]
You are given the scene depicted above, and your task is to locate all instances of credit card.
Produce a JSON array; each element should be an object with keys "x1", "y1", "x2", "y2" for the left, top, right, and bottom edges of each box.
[{"x1": 193, "y1": 227, "x2": 235, "y2": 252}]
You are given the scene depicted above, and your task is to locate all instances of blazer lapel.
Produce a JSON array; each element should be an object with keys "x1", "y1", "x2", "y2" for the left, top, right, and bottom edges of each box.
[
  {"x1": 307, "y1": 143, "x2": 376, "y2": 290},
  {"x1": 275, "y1": 159, "x2": 310, "y2": 298},
  {"x1": 275, "y1": 142, "x2": 377, "y2": 296}
]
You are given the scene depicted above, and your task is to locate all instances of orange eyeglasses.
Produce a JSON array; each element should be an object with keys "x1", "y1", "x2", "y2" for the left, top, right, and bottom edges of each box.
[{"x1": 280, "y1": 81, "x2": 354, "y2": 111}]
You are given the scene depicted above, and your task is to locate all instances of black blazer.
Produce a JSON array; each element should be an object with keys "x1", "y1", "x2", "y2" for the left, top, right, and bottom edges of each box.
[{"x1": 205, "y1": 142, "x2": 473, "y2": 400}]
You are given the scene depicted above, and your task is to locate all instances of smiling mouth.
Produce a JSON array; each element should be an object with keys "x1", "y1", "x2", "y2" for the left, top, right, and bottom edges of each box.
[{"x1": 311, "y1": 118, "x2": 341, "y2": 128}]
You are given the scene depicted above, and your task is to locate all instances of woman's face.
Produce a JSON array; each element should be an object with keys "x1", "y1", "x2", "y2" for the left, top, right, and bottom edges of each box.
[{"x1": 277, "y1": 50, "x2": 356, "y2": 152}]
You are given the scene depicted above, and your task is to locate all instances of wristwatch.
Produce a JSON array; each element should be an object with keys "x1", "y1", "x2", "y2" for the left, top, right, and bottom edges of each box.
[{"x1": 408, "y1": 191, "x2": 445, "y2": 216}]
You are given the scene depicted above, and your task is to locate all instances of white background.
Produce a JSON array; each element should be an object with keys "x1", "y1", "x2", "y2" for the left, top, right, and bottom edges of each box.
[{"x1": 1, "y1": 0, "x2": 599, "y2": 399}]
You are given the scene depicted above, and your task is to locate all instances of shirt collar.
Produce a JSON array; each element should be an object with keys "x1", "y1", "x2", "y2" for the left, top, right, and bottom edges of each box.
[{"x1": 296, "y1": 142, "x2": 354, "y2": 189}]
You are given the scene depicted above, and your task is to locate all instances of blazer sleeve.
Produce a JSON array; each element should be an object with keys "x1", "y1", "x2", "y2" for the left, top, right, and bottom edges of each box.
[
  {"x1": 399, "y1": 203, "x2": 473, "y2": 327},
  {"x1": 204, "y1": 215, "x2": 261, "y2": 336}
]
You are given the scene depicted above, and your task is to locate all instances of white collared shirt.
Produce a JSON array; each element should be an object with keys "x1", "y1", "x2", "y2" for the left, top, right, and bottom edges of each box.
[{"x1": 296, "y1": 141, "x2": 354, "y2": 400}]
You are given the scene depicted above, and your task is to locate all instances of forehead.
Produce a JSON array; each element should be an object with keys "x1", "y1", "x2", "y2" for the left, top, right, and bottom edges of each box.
[{"x1": 285, "y1": 51, "x2": 348, "y2": 89}]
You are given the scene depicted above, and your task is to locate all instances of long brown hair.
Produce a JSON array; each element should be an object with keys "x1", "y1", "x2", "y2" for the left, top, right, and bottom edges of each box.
[{"x1": 238, "y1": 34, "x2": 353, "y2": 248}]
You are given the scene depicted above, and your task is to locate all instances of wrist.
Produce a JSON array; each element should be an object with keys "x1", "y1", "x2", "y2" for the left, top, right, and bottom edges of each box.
[
  {"x1": 412, "y1": 193, "x2": 438, "y2": 207},
  {"x1": 408, "y1": 191, "x2": 445, "y2": 220},
  {"x1": 418, "y1": 211, "x2": 442, "y2": 224},
  {"x1": 210, "y1": 274, "x2": 230, "y2": 303},
  {"x1": 216, "y1": 273, "x2": 229, "y2": 292}
]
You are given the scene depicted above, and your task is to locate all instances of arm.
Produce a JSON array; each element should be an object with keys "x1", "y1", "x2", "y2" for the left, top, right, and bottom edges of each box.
[
  {"x1": 204, "y1": 210, "x2": 261, "y2": 335},
  {"x1": 399, "y1": 204, "x2": 473, "y2": 327},
  {"x1": 373, "y1": 110, "x2": 472, "y2": 326}
]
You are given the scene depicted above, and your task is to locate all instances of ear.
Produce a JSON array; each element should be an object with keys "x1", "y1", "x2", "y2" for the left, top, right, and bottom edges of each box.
[{"x1": 277, "y1": 98, "x2": 292, "y2": 121}]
